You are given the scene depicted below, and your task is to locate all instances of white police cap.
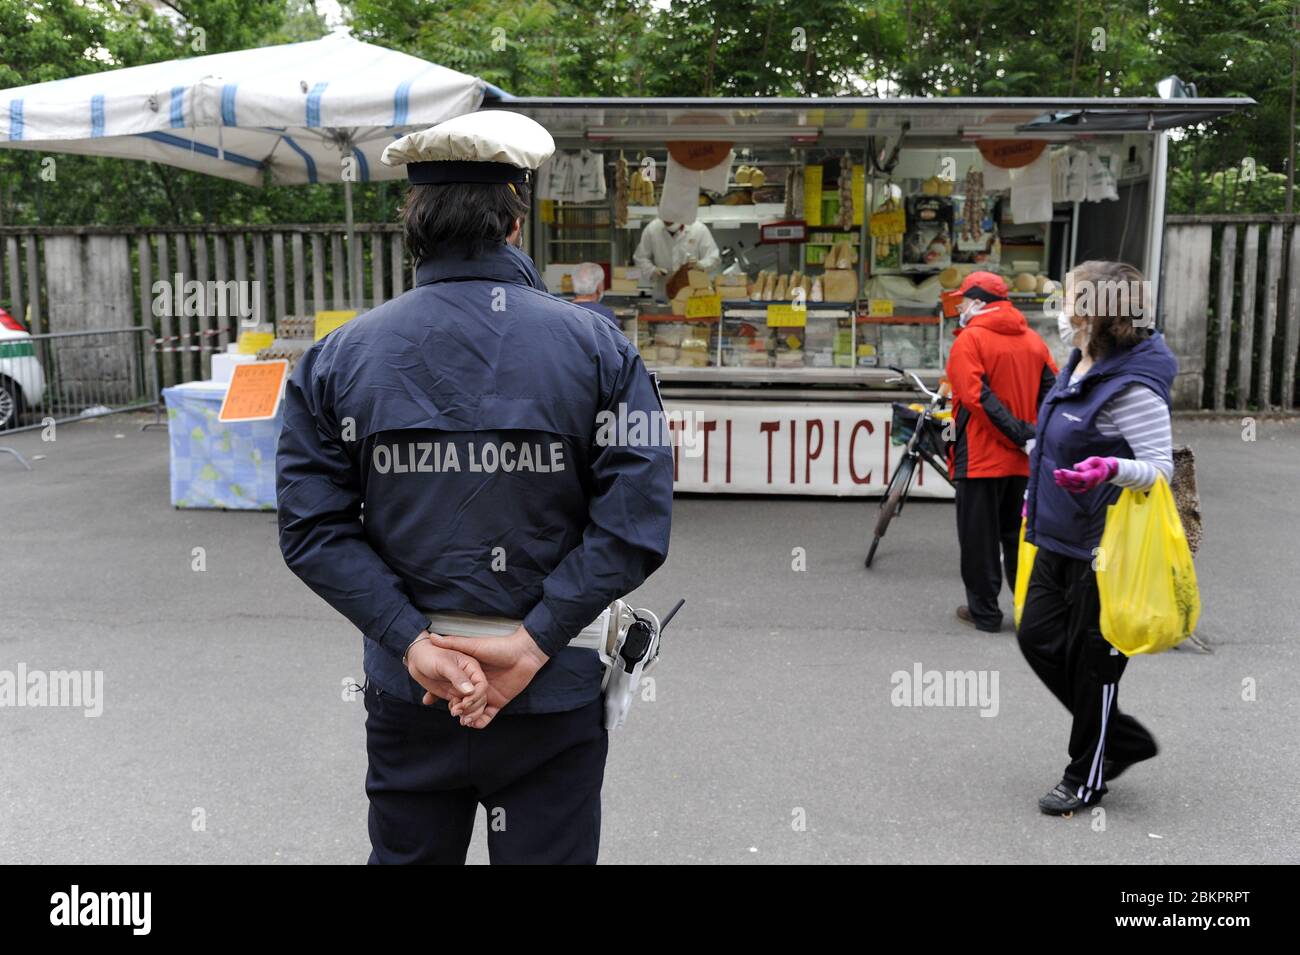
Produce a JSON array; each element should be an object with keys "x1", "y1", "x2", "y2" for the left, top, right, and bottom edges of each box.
[{"x1": 381, "y1": 110, "x2": 555, "y2": 186}]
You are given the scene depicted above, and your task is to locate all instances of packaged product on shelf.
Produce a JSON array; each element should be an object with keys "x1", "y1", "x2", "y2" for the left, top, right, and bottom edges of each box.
[
  {"x1": 716, "y1": 272, "x2": 750, "y2": 300},
  {"x1": 902, "y1": 195, "x2": 954, "y2": 271},
  {"x1": 821, "y1": 268, "x2": 859, "y2": 302},
  {"x1": 655, "y1": 322, "x2": 687, "y2": 347},
  {"x1": 611, "y1": 264, "x2": 642, "y2": 294}
]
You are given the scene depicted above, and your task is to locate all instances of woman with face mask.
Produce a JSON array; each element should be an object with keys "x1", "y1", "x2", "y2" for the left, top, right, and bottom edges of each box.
[
  {"x1": 943, "y1": 271, "x2": 1058, "y2": 634},
  {"x1": 1019, "y1": 260, "x2": 1176, "y2": 816}
]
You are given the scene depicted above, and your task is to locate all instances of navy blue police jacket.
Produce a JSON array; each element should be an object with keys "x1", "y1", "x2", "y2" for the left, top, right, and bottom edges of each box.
[{"x1": 276, "y1": 243, "x2": 674, "y2": 714}]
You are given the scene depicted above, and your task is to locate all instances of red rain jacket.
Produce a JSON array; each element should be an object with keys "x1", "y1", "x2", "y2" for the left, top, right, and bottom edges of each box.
[{"x1": 945, "y1": 300, "x2": 1058, "y2": 479}]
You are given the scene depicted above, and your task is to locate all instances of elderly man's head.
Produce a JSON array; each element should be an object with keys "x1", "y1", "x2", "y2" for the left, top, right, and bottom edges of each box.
[{"x1": 572, "y1": 262, "x2": 606, "y2": 299}]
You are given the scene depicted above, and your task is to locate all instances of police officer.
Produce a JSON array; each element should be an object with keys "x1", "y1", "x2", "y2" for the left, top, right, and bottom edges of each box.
[{"x1": 276, "y1": 110, "x2": 674, "y2": 864}]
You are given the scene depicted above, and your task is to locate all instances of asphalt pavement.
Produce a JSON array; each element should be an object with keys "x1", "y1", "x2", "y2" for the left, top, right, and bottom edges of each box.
[{"x1": 1, "y1": 413, "x2": 1296, "y2": 864}]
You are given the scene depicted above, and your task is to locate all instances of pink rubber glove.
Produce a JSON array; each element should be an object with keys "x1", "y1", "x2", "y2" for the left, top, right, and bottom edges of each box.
[{"x1": 1053, "y1": 456, "x2": 1118, "y2": 494}]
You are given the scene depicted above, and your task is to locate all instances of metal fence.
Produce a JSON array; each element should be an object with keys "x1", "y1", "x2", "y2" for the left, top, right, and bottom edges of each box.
[{"x1": 0, "y1": 326, "x2": 158, "y2": 437}]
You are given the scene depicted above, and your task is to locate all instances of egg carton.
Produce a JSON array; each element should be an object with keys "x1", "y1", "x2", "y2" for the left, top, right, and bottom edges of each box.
[
  {"x1": 276, "y1": 315, "x2": 316, "y2": 340},
  {"x1": 256, "y1": 338, "x2": 313, "y2": 370}
]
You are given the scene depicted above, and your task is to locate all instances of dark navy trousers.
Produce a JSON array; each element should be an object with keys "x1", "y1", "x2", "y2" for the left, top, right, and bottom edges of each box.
[
  {"x1": 955, "y1": 475, "x2": 1027, "y2": 631},
  {"x1": 363, "y1": 683, "x2": 608, "y2": 864}
]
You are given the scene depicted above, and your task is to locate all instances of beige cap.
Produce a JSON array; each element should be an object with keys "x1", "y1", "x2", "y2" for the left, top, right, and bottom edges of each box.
[{"x1": 381, "y1": 110, "x2": 555, "y2": 184}]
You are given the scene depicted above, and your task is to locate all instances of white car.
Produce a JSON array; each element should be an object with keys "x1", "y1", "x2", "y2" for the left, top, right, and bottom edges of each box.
[{"x1": 0, "y1": 306, "x2": 45, "y2": 430}]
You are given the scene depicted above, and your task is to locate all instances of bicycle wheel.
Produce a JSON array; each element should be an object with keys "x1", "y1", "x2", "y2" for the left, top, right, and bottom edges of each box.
[{"x1": 865, "y1": 453, "x2": 916, "y2": 568}]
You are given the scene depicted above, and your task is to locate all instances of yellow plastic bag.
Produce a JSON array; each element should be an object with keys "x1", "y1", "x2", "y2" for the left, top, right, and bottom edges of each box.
[
  {"x1": 1096, "y1": 478, "x2": 1201, "y2": 655},
  {"x1": 1013, "y1": 517, "x2": 1036, "y2": 629}
]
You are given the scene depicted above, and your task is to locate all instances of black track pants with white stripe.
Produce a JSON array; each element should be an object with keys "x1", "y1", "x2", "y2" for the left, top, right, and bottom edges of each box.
[{"x1": 1016, "y1": 547, "x2": 1158, "y2": 802}]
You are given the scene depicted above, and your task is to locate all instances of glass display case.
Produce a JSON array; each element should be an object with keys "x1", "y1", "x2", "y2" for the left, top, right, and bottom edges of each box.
[
  {"x1": 634, "y1": 311, "x2": 720, "y2": 370},
  {"x1": 533, "y1": 141, "x2": 1069, "y2": 385},
  {"x1": 614, "y1": 302, "x2": 871, "y2": 375},
  {"x1": 856, "y1": 315, "x2": 943, "y2": 370},
  {"x1": 717, "y1": 304, "x2": 855, "y2": 371}
]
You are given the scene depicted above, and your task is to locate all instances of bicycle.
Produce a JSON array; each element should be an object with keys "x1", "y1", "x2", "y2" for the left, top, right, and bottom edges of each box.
[{"x1": 864, "y1": 366, "x2": 956, "y2": 568}]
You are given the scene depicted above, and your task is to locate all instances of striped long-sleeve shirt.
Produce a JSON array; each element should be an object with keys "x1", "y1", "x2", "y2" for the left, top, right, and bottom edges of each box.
[{"x1": 1070, "y1": 375, "x2": 1173, "y2": 490}]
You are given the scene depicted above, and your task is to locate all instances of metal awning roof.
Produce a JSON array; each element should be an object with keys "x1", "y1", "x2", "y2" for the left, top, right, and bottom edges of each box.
[{"x1": 480, "y1": 95, "x2": 1253, "y2": 146}]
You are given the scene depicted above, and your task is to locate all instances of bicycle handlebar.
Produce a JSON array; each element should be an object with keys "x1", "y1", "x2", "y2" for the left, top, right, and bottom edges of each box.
[{"x1": 886, "y1": 365, "x2": 943, "y2": 404}]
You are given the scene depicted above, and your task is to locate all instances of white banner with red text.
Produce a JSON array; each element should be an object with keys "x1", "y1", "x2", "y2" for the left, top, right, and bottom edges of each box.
[{"x1": 661, "y1": 400, "x2": 954, "y2": 497}]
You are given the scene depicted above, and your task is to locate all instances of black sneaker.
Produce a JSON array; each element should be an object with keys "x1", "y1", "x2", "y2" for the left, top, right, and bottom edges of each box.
[{"x1": 1038, "y1": 782, "x2": 1098, "y2": 816}]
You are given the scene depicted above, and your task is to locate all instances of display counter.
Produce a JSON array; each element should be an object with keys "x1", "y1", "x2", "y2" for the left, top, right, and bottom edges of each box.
[{"x1": 503, "y1": 95, "x2": 1246, "y2": 493}]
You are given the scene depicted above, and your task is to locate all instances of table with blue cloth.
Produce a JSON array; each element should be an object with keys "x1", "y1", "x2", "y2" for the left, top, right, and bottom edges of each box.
[{"x1": 162, "y1": 381, "x2": 282, "y2": 510}]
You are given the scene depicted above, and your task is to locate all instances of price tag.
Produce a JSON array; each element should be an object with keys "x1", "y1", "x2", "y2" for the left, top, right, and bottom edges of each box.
[
  {"x1": 218, "y1": 360, "x2": 289, "y2": 422},
  {"x1": 868, "y1": 299, "x2": 895, "y2": 316},
  {"x1": 236, "y1": 331, "x2": 273, "y2": 355},
  {"x1": 314, "y1": 309, "x2": 359, "y2": 341},
  {"x1": 766, "y1": 303, "x2": 808, "y2": 328},
  {"x1": 684, "y1": 294, "x2": 722, "y2": 318}
]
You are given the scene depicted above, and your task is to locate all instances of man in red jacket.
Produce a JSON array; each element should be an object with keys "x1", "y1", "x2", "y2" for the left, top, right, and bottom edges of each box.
[{"x1": 945, "y1": 272, "x2": 1057, "y2": 632}]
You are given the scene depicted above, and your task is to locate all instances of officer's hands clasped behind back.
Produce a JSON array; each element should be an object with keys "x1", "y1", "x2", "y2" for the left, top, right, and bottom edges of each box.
[
  {"x1": 428, "y1": 627, "x2": 550, "y2": 729},
  {"x1": 403, "y1": 634, "x2": 490, "y2": 724}
]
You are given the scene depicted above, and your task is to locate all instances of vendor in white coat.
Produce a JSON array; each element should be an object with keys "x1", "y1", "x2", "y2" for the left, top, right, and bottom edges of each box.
[{"x1": 633, "y1": 217, "x2": 720, "y2": 299}]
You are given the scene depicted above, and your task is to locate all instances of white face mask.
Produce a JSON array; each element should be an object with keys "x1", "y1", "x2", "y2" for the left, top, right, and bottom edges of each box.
[
  {"x1": 1057, "y1": 311, "x2": 1080, "y2": 347},
  {"x1": 958, "y1": 299, "x2": 982, "y2": 327}
]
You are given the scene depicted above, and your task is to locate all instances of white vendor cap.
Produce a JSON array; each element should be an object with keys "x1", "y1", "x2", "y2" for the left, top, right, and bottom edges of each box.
[{"x1": 381, "y1": 110, "x2": 555, "y2": 186}]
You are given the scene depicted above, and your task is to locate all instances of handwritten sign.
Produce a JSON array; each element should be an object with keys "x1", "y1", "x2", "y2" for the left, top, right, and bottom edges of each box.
[
  {"x1": 685, "y1": 294, "x2": 722, "y2": 318},
  {"x1": 314, "y1": 309, "x2": 359, "y2": 341},
  {"x1": 766, "y1": 303, "x2": 808, "y2": 328},
  {"x1": 218, "y1": 360, "x2": 288, "y2": 422},
  {"x1": 236, "y1": 331, "x2": 274, "y2": 355}
]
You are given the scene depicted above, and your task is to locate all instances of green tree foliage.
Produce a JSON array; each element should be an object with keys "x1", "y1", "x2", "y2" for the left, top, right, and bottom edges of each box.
[{"x1": 0, "y1": 0, "x2": 1295, "y2": 224}]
